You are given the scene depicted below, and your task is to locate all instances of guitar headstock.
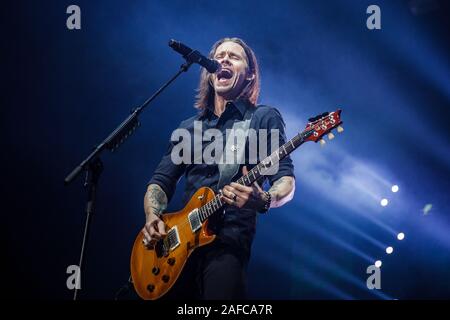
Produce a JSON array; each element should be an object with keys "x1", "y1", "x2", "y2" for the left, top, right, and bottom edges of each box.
[{"x1": 304, "y1": 109, "x2": 343, "y2": 145}]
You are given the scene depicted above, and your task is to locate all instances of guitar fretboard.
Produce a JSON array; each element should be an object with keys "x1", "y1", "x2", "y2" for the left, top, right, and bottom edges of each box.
[{"x1": 198, "y1": 128, "x2": 314, "y2": 222}]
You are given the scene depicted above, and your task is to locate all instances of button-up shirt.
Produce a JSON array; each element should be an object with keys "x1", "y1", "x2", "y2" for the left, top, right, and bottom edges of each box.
[{"x1": 148, "y1": 99, "x2": 295, "y2": 259}]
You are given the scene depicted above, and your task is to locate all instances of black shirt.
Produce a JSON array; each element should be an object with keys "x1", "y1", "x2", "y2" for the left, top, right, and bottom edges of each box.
[{"x1": 148, "y1": 99, "x2": 295, "y2": 259}]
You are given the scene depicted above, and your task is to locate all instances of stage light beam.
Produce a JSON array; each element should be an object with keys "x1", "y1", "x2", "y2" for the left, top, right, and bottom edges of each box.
[
  {"x1": 397, "y1": 232, "x2": 405, "y2": 240},
  {"x1": 386, "y1": 246, "x2": 394, "y2": 254},
  {"x1": 375, "y1": 260, "x2": 382, "y2": 268},
  {"x1": 391, "y1": 185, "x2": 399, "y2": 193},
  {"x1": 380, "y1": 198, "x2": 389, "y2": 207}
]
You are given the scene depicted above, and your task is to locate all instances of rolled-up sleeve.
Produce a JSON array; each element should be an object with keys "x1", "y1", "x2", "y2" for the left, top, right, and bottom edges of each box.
[
  {"x1": 148, "y1": 139, "x2": 186, "y2": 202},
  {"x1": 261, "y1": 107, "x2": 295, "y2": 186}
]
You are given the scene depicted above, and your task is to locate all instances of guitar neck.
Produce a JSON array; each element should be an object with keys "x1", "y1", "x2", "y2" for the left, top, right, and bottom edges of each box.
[{"x1": 198, "y1": 129, "x2": 314, "y2": 222}]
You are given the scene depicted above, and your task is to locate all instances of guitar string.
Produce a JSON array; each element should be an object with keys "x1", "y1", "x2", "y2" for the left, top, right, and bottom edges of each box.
[
  {"x1": 144, "y1": 114, "x2": 341, "y2": 289},
  {"x1": 157, "y1": 115, "x2": 340, "y2": 246},
  {"x1": 153, "y1": 113, "x2": 340, "y2": 247},
  {"x1": 155, "y1": 130, "x2": 305, "y2": 243},
  {"x1": 159, "y1": 134, "x2": 299, "y2": 235}
]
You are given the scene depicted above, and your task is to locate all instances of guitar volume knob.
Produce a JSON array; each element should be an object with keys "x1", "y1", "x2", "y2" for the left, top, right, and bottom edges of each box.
[{"x1": 152, "y1": 267, "x2": 160, "y2": 275}]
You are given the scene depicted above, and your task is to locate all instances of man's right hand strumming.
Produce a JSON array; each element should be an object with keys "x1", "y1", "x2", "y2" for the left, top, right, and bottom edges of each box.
[{"x1": 142, "y1": 184, "x2": 168, "y2": 249}]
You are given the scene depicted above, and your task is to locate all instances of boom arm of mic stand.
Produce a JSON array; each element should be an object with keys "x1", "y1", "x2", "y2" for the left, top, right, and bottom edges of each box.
[
  {"x1": 64, "y1": 60, "x2": 193, "y2": 185},
  {"x1": 64, "y1": 58, "x2": 193, "y2": 300}
]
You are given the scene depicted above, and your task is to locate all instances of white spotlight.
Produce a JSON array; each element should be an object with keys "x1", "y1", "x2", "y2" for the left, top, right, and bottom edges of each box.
[
  {"x1": 391, "y1": 185, "x2": 399, "y2": 193},
  {"x1": 423, "y1": 204, "x2": 432, "y2": 215},
  {"x1": 375, "y1": 260, "x2": 382, "y2": 268},
  {"x1": 386, "y1": 246, "x2": 394, "y2": 254},
  {"x1": 397, "y1": 232, "x2": 405, "y2": 240},
  {"x1": 380, "y1": 198, "x2": 389, "y2": 207}
]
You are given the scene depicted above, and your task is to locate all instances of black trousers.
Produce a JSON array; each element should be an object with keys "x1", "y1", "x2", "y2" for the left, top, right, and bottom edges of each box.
[{"x1": 162, "y1": 240, "x2": 248, "y2": 300}]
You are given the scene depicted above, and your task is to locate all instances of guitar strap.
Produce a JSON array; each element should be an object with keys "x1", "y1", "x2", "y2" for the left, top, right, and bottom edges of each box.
[{"x1": 216, "y1": 107, "x2": 254, "y2": 190}]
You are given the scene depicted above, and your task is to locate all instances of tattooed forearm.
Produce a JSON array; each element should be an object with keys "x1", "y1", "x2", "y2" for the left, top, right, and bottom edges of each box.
[
  {"x1": 268, "y1": 176, "x2": 295, "y2": 208},
  {"x1": 144, "y1": 184, "x2": 168, "y2": 218}
]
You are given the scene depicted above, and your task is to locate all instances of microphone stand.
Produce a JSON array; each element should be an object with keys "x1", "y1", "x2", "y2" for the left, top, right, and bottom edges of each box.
[{"x1": 65, "y1": 54, "x2": 195, "y2": 300}]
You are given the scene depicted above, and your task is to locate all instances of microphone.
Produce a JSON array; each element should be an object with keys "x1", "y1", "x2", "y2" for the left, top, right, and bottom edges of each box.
[{"x1": 168, "y1": 39, "x2": 221, "y2": 73}]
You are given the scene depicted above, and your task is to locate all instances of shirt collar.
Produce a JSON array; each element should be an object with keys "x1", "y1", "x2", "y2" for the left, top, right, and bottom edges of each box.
[
  {"x1": 231, "y1": 98, "x2": 250, "y2": 117},
  {"x1": 201, "y1": 98, "x2": 250, "y2": 120}
]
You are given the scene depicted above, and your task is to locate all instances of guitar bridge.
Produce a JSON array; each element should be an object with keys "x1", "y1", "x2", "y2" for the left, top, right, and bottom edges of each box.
[{"x1": 188, "y1": 209, "x2": 201, "y2": 233}]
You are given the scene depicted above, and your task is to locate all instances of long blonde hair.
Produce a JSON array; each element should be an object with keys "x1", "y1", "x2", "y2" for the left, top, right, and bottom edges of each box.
[{"x1": 194, "y1": 38, "x2": 260, "y2": 110}]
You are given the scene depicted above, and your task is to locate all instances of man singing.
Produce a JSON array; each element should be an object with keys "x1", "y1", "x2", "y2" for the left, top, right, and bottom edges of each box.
[{"x1": 141, "y1": 37, "x2": 295, "y2": 299}]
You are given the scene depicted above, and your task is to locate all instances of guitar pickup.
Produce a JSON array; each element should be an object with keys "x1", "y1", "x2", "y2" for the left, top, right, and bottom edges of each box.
[
  {"x1": 188, "y1": 209, "x2": 202, "y2": 233},
  {"x1": 166, "y1": 226, "x2": 180, "y2": 251}
]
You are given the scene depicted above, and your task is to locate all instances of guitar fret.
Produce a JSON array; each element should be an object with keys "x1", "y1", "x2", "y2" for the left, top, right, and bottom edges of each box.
[
  {"x1": 216, "y1": 195, "x2": 223, "y2": 207},
  {"x1": 285, "y1": 143, "x2": 293, "y2": 153}
]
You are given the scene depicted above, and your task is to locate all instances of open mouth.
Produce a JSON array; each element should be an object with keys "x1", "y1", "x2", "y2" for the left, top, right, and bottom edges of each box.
[{"x1": 217, "y1": 69, "x2": 234, "y2": 83}]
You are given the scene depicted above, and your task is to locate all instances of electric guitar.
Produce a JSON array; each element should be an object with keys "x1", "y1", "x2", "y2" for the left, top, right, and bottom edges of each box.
[{"x1": 130, "y1": 109, "x2": 343, "y2": 300}]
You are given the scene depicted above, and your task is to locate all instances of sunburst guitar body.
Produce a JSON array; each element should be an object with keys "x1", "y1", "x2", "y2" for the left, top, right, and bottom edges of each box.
[
  {"x1": 130, "y1": 109, "x2": 343, "y2": 300},
  {"x1": 130, "y1": 187, "x2": 216, "y2": 300}
]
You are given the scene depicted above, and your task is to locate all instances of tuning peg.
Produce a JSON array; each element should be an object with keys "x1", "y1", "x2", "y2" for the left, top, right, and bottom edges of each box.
[
  {"x1": 319, "y1": 139, "x2": 326, "y2": 147},
  {"x1": 337, "y1": 126, "x2": 344, "y2": 133},
  {"x1": 327, "y1": 132, "x2": 335, "y2": 140}
]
